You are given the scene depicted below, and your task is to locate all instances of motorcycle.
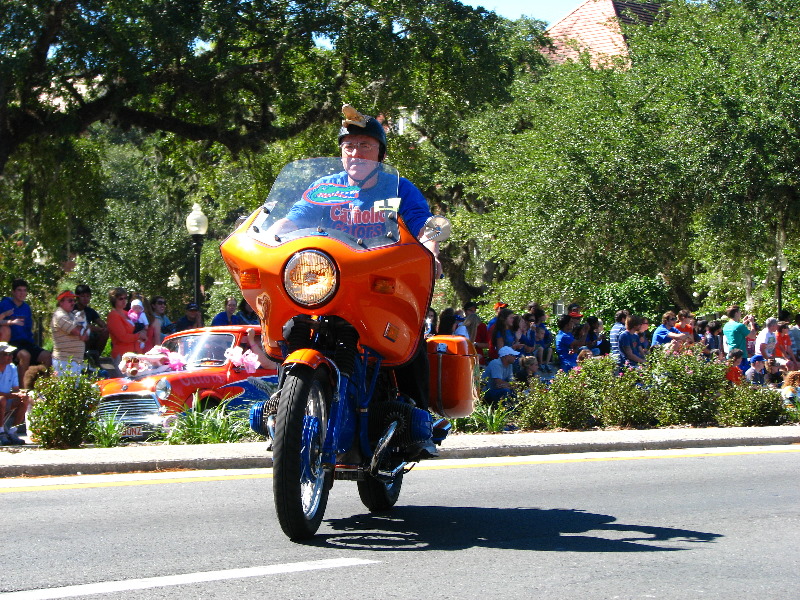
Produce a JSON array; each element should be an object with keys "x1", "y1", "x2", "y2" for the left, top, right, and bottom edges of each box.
[{"x1": 220, "y1": 157, "x2": 478, "y2": 540}]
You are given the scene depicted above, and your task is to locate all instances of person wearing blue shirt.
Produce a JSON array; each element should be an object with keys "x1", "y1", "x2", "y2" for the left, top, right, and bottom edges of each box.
[
  {"x1": 211, "y1": 297, "x2": 245, "y2": 327},
  {"x1": 651, "y1": 311, "x2": 690, "y2": 347},
  {"x1": 0, "y1": 279, "x2": 51, "y2": 387},
  {"x1": 617, "y1": 315, "x2": 645, "y2": 369},
  {"x1": 483, "y1": 346, "x2": 519, "y2": 405},
  {"x1": 555, "y1": 313, "x2": 580, "y2": 372}
]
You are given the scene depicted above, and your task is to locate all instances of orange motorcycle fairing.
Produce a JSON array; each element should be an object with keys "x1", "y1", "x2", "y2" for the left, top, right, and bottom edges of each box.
[{"x1": 220, "y1": 215, "x2": 434, "y2": 368}]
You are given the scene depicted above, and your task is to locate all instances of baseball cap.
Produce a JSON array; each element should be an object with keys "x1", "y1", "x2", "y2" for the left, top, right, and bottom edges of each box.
[
  {"x1": 569, "y1": 311, "x2": 583, "y2": 318},
  {"x1": 0, "y1": 342, "x2": 17, "y2": 354},
  {"x1": 186, "y1": 302, "x2": 199, "y2": 311},
  {"x1": 57, "y1": 290, "x2": 76, "y2": 302},
  {"x1": 493, "y1": 301, "x2": 508, "y2": 311},
  {"x1": 498, "y1": 346, "x2": 520, "y2": 357},
  {"x1": 750, "y1": 354, "x2": 765, "y2": 363},
  {"x1": 463, "y1": 301, "x2": 478, "y2": 311}
]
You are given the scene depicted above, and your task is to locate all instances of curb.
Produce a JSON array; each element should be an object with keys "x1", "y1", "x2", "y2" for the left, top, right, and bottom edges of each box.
[{"x1": 2, "y1": 426, "x2": 798, "y2": 478}]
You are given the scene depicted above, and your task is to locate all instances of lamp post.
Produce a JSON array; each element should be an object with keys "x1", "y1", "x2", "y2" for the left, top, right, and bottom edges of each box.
[{"x1": 185, "y1": 203, "x2": 208, "y2": 307}]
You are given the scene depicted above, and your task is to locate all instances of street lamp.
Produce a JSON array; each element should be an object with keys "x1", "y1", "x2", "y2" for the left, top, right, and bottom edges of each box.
[{"x1": 185, "y1": 203, "x2": 208, "y2": 307}]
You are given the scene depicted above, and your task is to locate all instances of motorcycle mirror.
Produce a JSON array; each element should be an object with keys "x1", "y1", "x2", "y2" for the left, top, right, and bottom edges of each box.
[{"x1": 422, "y1": 215, "x2": 451, "y2": 243}]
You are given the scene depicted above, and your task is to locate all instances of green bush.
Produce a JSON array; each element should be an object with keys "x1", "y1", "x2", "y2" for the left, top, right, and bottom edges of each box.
[
  {"x1": 640, "y1": 344, "x2": 728, "y2": 426},
  {"x1": 515, "y1": 381, "x2": 550, "y2": 430},
  {"x1": 166, "y1": 397, "x2": 252, "y2": 444},
  {"x1": 30, "y1": 371, "x2": 99, "y2": 449},
  {"x1": 544, "y1": 366, "x2": 596, "y2": 430},
  {"x1": 715, "y1": 385, "x2": 786, "y2": 427},
  {"x1": 599, "y1": 365, "x2": 655, "y2": 428},
  {"x1": 89, "y1": 408, "x2": 127, "y2": 448}
]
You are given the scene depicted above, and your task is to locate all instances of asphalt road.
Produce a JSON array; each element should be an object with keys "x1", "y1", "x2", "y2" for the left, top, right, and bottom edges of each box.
[{"x1": 2, "y1": 445, "x2": 798, "y2": 599}]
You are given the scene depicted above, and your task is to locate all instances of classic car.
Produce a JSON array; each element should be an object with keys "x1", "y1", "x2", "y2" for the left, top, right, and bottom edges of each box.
[{"x1": 96, "y1": 325, "x2": 278, "y2": 438}]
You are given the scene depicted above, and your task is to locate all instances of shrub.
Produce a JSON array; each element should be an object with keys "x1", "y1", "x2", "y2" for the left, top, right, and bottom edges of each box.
[
  {"x1": 515, "y1": 381, "x2": 550, "y2": 430},
  {"x1": 89, "y1": 408, "x2": 126, "y2": 448},
  {"x1": 715, "y1": 385, "x2": 786, "y2": 427},
  {"x1": 640, "y1": 344, "x2": 728, "y2": 426},
  {"x1": 166, "y1": 397, "x2": 252, "y2": 444},
  {"x1": 545, "y1": 366, "x2": 596, "y2": 430},
  {"x1": 470, "y1": 400, "x2": 514, "y2": 433},
  {"x1": 599, "y1": 366, "x2": 656, "y2": 428},
  {"x1": 30, "y1": 371, "x2": 99, "y2": 449}
]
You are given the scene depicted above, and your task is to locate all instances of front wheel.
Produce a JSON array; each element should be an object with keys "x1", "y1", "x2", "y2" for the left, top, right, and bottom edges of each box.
[
  {"x1": 357, "y1": 473, "x2": 403, "y2": 512},
  {"x1": 273, "y1": 365, "x2": 331, "y2": 540}
]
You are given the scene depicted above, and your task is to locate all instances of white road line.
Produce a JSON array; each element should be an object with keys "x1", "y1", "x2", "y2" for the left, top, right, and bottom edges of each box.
[{"x1": 0, "y1": 558, "x2": 379, "y2": 599}]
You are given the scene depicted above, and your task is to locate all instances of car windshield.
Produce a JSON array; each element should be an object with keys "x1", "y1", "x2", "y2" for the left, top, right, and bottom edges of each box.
[
  {"x1": 244, "y1": 157, "x2": 401, "y2": 250},
  {"x1": 163, "y1": 332, "x2": 235, "y2": 367}
]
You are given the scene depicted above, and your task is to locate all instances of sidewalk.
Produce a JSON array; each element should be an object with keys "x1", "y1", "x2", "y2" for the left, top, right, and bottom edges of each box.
[{"x1": 1, "y1": 425, "x2": 799, "y2": 478}]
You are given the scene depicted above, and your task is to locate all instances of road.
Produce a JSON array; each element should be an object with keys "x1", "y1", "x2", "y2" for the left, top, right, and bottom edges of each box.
[{"x1": 1, "y1": 445, "x2": 798, "y2": 599}]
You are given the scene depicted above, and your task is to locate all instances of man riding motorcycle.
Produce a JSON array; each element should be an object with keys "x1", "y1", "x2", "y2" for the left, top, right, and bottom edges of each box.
[{"x1": 263, "y1": 105, "x2": 442, "y2": 458}]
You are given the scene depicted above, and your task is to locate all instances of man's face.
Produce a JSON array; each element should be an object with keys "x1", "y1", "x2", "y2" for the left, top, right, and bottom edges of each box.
[
  {"x1": 752, "y1": 360, "x2": 765, "y2": 370},
  {"x1": 187, "y1": 308, "x2": 199, "y2": 319},
  {"x1": 341, "y1": 134, "x2": 380, "y2": 182},
  {"x1": 226, "y1": 299, "x2": 237, "y2": 312},
  {"x1": 502, "y1": 354, "x2": 516, "y2": 366},
  {"x1": 769, "y1": 323, "x2": 778, "y2": 332},
  {"x1": 0, "y1": 352, "x2": 12, "y2": 366},
  {"x1": 59, "y1": 297, "x2": 76, "y2": 312},
  {"x1": 12, "y1": 286, "x2": 27, "y2": 303}
]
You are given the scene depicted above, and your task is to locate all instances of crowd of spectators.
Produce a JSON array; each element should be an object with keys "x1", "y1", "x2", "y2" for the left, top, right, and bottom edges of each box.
[{"x1": 429, "y1": 298, "x2": 800, "y2": 409}]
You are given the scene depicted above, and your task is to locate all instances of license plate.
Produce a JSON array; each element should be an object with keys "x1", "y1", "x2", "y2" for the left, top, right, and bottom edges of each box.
[{"x1": 122, "y1": 426, "x2": 143, "y2": 437}]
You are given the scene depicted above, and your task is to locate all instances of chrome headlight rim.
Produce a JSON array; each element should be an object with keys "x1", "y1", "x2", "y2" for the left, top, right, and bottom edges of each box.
[
  {"x1": 283, "y1": 250, "x2": 339, "y2": 308},
  {"x1": 154, "y1": 377, "x2": 171, "y2": 402}
]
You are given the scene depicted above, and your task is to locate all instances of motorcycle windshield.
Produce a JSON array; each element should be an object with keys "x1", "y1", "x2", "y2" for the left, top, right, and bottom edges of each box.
[{"x1": 248, "y1": 158, "x2": 402, "y2": 249}]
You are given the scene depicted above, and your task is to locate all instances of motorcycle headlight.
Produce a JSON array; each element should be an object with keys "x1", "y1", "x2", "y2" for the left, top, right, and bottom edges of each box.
[
  {"x1": 155, "y1": 378, "x2": 171, "y2": 402},
  {"x1": 283, "y1": 250, "x2": 338, "y2": 307}
]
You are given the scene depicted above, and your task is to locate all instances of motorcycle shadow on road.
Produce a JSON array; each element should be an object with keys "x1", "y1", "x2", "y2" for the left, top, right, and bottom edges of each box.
[{"x1": 314, "y1": 506, "x2": 722, "y2": 553}]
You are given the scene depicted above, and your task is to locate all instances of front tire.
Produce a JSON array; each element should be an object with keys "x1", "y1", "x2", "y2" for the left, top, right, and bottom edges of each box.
[
  {"x1": 273, "y1": 365, "x2": 331, "y2": 540},
  {"x1": 357, "y1": 473, "x2": 403, "y2": 512}
]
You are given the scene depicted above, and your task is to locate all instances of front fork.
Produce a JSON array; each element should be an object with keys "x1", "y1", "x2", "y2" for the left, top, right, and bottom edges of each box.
[{"x1": 279, "y1": 346, "x2": 382, "y2": 475}]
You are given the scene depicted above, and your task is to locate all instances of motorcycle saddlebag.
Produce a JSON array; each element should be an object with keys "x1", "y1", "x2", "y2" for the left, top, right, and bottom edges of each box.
[{"x1": 427, "y1": 335, "x2": 479, "y2": 418}]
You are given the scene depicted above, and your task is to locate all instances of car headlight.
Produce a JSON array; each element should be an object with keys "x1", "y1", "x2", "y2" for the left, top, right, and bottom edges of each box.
[
  {"x1": 283, "y1": 250, "x2": 338, "y2": 306},
  {"x1": 155, "y1": 378, "x2": 171, "y2": 402}
]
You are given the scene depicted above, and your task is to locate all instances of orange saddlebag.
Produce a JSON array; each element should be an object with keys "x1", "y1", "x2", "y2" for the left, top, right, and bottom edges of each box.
[{"x1": 427, "y1": 335, "x2": 479, "y2": 418}]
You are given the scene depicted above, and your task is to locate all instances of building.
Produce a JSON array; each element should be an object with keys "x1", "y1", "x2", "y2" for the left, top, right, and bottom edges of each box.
[{"x1": 544, "y1": 0, "x2": 661, "y2": 65}]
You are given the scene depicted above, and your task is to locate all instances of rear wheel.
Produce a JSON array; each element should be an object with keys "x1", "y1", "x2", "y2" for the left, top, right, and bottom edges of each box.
[
  {"x1": 272, "y1": 365, "x2": 331, "y2": 540},
  {"x1": 357, "y1": 473, "x2": 403, "y2": 512}
]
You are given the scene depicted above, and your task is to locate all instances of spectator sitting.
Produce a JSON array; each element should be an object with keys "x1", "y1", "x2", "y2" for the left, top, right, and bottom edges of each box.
[
  {"x1": 532, "y1": 308, "x2": 554, "y2": 371},
  {"x1": 0, "y1": 278, "x2": 52, "y2": 387},
  {"x1": 780, "y1": 371, "x2": 800, "y2": 409},
  {"x1": 127, "y1": 298, "x2": 149, "y2": 351},
  {"x1": 584, "y1": 315, "x2": 603, "y2": 356},
  {"x1": 0, "y1": 342, "x2": 28, "y2": 445},
  {"x1": 725, "y1": 349, "x2": 745, "y2": 385},
  {"x1": 463, "y1": 303, "x2": 489, "y2": 364},
  {"x1": 675, "y1": 309, "x2": 696, "y2": 340},
  {"x1": 174, "y1": 302, "x2": 204, "y2": 332},
  {"x1": 437, "y1": 307, "x2": 456, "y2": 336},
  {"x1": 51, "y1": 290, "x2": 89, "y2": 375},
  {"x1": 638, "y1": 316, "x2": 651, "y2": 356},
  {"x1": 424, "y1": 307, "x2": 438, "y2": 338},
  {"x1": 774, "y1": 321, "x2": 799, "y2": 371},
  {"x1": 211, "y1": 297, "x2": 245, "y2": 327},
  {"x1": 702, "y1": 320, "x2": 724, "y2": 360},
  {"x1": 744, "y1": 354, "x2": 766, "y2": 385},
  {"x1": 484, "y1": 346, "x2": 519, "y2": 405},
  {"x1": 765, "y1": 358, "x2": 784, "y2": 387},
  {"x1": 486, "y1": 301, "x2": 508, "y2": 332},
  {"x1": 491, "y1": 308, "x2": 521, "y2": 357},
  {"x1": 617, "y1": 315, "x2": 645, "y2": 369},
  {"x1": 453, "y1": 310, "x2": 469, "y2": 337},
  {"x1": 74, "y1": 284, "x2": 109, "y2": 364},
  {"x1": 652, "y1": 311, "x2": 690, "y2": 348},
  {"x1": 0, "y1": 307, "x2": 23, "y2": 343},
  {"x1": 608, "y1": 309, "x2": 630, "y2": 358},
  {"x1": 512, "y1": 314, "x2": 535, "y2": 355},
  {"x1": 755, "y1": 317, "x2": 784, "y2": 372},
  {"x1": 555, "y1": 313, "x2": 581, "y2": 372},
  {"x1": 515, "y1": 355, "x2": 542, "y2": 385},
  {"x1": 237, "y1": 298, "x2": 260, "y2": 326},
  {"x1": 577, "y1": 348, "x2": 594, "y2": 363}
]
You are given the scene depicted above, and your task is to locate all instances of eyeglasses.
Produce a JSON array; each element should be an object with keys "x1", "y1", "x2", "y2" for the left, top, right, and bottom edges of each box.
[
  {"x1": 154, "y1": 300, "x2": 166, "y2": 305},
  {"x1": 340, "y1": 142, "x2": 377, "y2": 154},
  {"x1": 116, "y1": 296, "x2": 128, "y2": 301}
]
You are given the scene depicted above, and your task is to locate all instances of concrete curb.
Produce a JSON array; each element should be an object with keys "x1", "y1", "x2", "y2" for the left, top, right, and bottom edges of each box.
[{"x1": 2, "y1": 425, "x2": 799, "y2": 478}]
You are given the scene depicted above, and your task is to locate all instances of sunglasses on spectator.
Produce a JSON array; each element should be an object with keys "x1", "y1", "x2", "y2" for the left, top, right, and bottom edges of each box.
[
  {"x1": 117, "y1": 296, "x2": 128, "y2": 301},
  {"x1": 154, "y1": 300, "x2": 166, "y2": 305}
]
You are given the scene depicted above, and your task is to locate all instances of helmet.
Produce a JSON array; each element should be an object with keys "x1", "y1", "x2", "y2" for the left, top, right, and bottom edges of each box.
[{"x1": 338, "y1": 104, "x2": 387, "y2": 160}]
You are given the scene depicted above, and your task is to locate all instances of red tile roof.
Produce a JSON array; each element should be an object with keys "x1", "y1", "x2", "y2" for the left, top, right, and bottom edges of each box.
[{"x1": 544, "y1": 0, "x2": 661, "y2": 65}]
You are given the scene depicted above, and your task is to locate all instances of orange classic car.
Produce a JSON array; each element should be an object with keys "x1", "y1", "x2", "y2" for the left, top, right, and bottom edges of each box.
[{"x1": 96, "y1": 325, "x2": 278, "y2": 438}]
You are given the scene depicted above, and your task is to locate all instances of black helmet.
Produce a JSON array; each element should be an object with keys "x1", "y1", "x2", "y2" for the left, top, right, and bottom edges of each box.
[{"x1": 338, "y1": 104, "x2": 387, "y2": 160}]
